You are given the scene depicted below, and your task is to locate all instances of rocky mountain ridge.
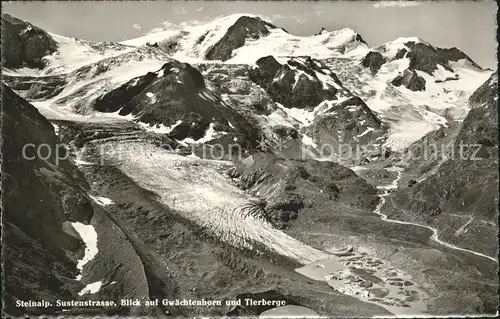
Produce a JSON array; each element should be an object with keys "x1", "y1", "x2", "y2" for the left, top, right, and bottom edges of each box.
[
  {"x1": 1, "y1": 13, "x2": 58, "y2": 69},
  {"x1": 383, "y1": 72, "x2": 498, "y2": 257}
]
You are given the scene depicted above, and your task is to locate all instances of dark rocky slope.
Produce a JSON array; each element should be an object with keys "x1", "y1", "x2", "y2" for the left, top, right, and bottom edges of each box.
[
  {"x1": 249, "y1": 55, "x2": 386, "y2": 159},
  {"x1": 249, "y1": 55, "x2": 343, "y2": 109},
  {"x1": 1, "y1": 14, "x2": 58, "y2": 68},
  {"x1": 2, "y1": 86, "x2": 177, "y2": 317},
  {"x1": 363, "y1": 39, "x2": 482, "y2": 84},
  {"x1": 2, "y1": 84, "x2": 86, "y2": 315},
  {"x1": 58, "y1": 120, "x2": 393, "y2": 318},
  {"x1": 384, "y1": 73, "x2": 498, "y2": 257},
  {"x1": 93, "y1": 61, "x2": 260, "y2": 153},
  {"x1": 308, "y1": 95, "x2": 386, "y2": 160},
  {"x1": 362, "y1": 51, "x2": 386, "y2": 75},
  {"x1": 391, "y1": 68, "x2": 426, "y2": 91}
]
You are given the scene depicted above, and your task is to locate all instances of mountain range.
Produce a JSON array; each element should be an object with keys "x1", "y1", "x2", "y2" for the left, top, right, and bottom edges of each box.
[{"x1": 1, "y1": 13, "x2": 498, "y2": 317}]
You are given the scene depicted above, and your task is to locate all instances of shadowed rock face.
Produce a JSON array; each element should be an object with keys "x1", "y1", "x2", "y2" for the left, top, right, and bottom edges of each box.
[
  {"x1": 436, "y1": 47, "x2": 482, "y2": 70},
  {"x1": 391, "y1": 69, "x2": 426, "y2": 91},
  {"x1": 393, "y1": 48, "x2": 408, "y2": 60},
  {"x1": 93, "y1": 61, "x2": 260, "y2": 149},
  {"x1": 2, "y1": 85, "x2": 92, "y2": 315},
  {"x1": 206, "y1": 16, "x2": 278, "y2": 61},
  {"x1": 362, "y1": 40, "x2": 482, "y2": 77},
  {"x1": 455, "y1": 73, "x2": 498, "y2": 154},
  {"x1": 231, "y1": 153, "x2": 378, "y2": 228},
  {"x1": 406, "y1": 43, "x2": 455, "y2": 75},
  {"x1": 310, "y1": 96, "x2": 384, "y2": 151},
  {"x1": 314, "y1": 27, "x2": 328, "y2": 36},
  {"x1": 1, "y1": 14, "x2": 58, "y2": 68},
  {"x1": 361, "y1": 51, "x2": 386, "y2": 75},
  {"x1": 248, "y1": 55, "x2": 385, "y2": 155},
  {"x1": 354, "y1": 33, "x2": 368, "y2": 46},
  {"x1": 249, "y1": 55, "x2": 342, "y2": 109},
  {"x1": 467, "y1": 72, "x2": 498, "y2": 109}
]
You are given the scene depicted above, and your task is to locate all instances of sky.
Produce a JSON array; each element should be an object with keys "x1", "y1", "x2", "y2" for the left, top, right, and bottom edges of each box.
[{"x1": 3, "y1": 1, "x2": 497, "y2": 68}]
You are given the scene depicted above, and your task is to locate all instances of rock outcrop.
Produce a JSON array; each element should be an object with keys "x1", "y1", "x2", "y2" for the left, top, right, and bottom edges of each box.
[
  {"x1": 406, "y1": 42, "x2": 455, "y2": 75},
  {"x1": 249, "y1": 55, "x2": 343, "y2": 109},
  {"x1": 309, "y1": 96, "x2": 385, "y2": 156},
  {"x1": 93, "y1": 61, "x2": 260, "y2": 153},
  {"x1": 361, "y1": 51, "x2": 386, "y2": 75},
  {"x1": 363, "y1": 39, "x2": 482, "y2": 77},
  {"x1": 232, "y1": 153, "x2": 378, "y2": 228},
  {"x1": 1, "y1": 14, "x2": 58, "y2": 68},
  {"x1": 314, "y1": 27, "x2": 329, "y2": 36},
  {"x1": 391, "y1": 68, "x2": 426, "y2": 91}
]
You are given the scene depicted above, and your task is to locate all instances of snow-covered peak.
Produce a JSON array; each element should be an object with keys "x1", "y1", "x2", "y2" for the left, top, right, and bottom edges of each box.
[
  {"x1": 121, "y1": 13, "x2": 268, "y2": 47},
  {"x1": 314, "y1": 27, "x2": 329, "y2": 36},
  {"x1": 118, "y1": 14, "x2": 369, "y2": 64},
  {"x1": 373, "y1": 37, "x2": 427, "y2": 60},
  {"x1": 20, "y1": 33, "x2": 134, "y2": 76}
]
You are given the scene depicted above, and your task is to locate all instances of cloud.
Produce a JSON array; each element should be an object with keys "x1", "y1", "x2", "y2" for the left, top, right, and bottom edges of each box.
[
  {"x1": 148, "y1": 27, "x2": 164, "y2": 34},
  {"x1": 132, "y1": 23, "x2": 142, "y2": 30},
  {"x1": 197, "y1": 6, "x2": 204, "y2": 12},
  {"x1": 373, "y1": 1, "x2": 423, "y2": 9}
]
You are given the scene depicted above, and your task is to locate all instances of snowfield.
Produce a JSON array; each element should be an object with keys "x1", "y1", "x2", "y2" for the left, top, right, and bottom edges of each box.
[
  {"x1": 122, "y1": 14, "x2": 369, "y2": 64},
  {"x1": 89, "y1": 194, "x2": 115, "y2": 206},
  {"x1": 323, "y1": 56, "x2": 492, "y2": 151},
  {"x1": 71, "y1": 222, "x2": 99, "y2": 281},
  {"x1": 78, "y1": 281, "x2": 103, "y2": 296}
]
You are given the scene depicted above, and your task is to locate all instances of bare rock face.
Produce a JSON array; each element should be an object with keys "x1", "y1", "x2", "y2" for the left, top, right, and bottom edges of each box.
[
  {"x1": 361, "y1": 51, "x2": 386, "y2": 74},
  {"x1": 93, "y1": 61, "x2": 260, "y2": 151},
  {"x1": 1, "y1": 14, "x2": 58, "y2": 68},
  {"x1": 455, "y1": 72, "x2": 498, "y2": 154},
  {"x1": 314, "y1": 27, "x2": 329, "y2": 36},
  {"x1": 205, "y1": 16, "x2": 278, "y2": 61},
  {"x1": 468, "y1": 71, "x2": 498, "y2": 109},
  {"x1": 310, "y1": 96, "x2": 385, "y2": 151},
  {"x1": 362, "y1": 40, "x2": 482, "y2": 77},
  {"x1": 436, "y1": 47, "x2": 482, "y2": 69},
  {"x1": 406, "y1": 42, "x2": 455, "y2": 75},
  {"x1": 391, "y1": 69, "x2": 426, "y2": 91}
]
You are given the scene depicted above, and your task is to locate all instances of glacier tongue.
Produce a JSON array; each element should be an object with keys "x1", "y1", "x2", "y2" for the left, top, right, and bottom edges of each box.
[{"x1": 96, "y1": 139, "x2": 330, "y2": 264}]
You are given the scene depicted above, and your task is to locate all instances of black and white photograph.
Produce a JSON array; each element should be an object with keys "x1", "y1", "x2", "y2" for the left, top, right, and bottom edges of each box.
[{"x1": 1, "y1": 0, "x2": 498, "y2": 317}]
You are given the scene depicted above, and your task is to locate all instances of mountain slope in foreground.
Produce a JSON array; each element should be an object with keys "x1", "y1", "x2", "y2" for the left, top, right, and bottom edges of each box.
[{"x1": 2, "y1": 86, "x2": 393, "y2": 317}]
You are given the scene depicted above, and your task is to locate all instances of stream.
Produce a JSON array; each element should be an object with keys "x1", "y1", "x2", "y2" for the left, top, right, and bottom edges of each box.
[{"x1": 373, "y1": 166, "x2": 497, "y2": 264}]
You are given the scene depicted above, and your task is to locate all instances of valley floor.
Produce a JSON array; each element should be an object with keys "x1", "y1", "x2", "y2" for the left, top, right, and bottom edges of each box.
[{"x1": 54, "y1": 115, "x2": 498, "y2": 316}]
